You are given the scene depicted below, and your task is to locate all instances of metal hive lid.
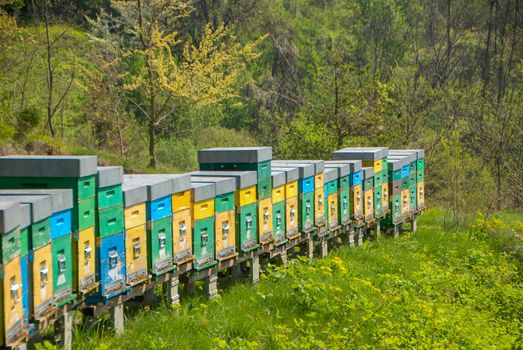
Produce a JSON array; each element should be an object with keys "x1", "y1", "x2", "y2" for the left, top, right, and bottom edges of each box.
[
  {"x1": 324, "y1": 160, "x2": 362, "y2": 173},
  {"x1": 271, "y1": 171, "x2": 286, "y2": 188},
  {"x1": 0, "y1": 194, "x2": 52, "y2": 223},
  {"x1": 97, "y1": 166, "x2": 124, "y2": 188},
  {"x1": 323, "y1": 167, "x2": 338, "y2": 183},
  {"x1": 190, "y1": 171, "x2": 257, "y2": 189},
  {"x1": 198, "y1": 147, "x2": 272, "y2": 163},
  {"x1": 0, "y1": 189, "x2": 73, "y2": 213},
  {"x1": 0, "y1": 155, "x2": 98, "y2": 178},
  {"x1": 190, "y1": 176, "x2": 236, "y2": 195},
  {"x1": 332, "y1": 147, "x2": 388, "y2": 161},
  {"x1": 273, "y1": 160, "x2": 324, "y2": 174},
  {"x1": 271, "y1": 163, "x2": 315, "y2": 179}
]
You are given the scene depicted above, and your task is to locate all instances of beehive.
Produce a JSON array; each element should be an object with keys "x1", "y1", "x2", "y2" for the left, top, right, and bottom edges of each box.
[
  {"x1": 191, "y1": 176, "x2": 238, "y2": 262},
  {"x1": 272, "y1": 163, "x2": 315, "y2": 233},
  {"x1": 0, "y1": 156, "x2": 97, "y2": 296},
  {"x1": 323, "y1": 167, "x2": 339, "y2": 230},
  {"x1": 123, "y1": 175, "x2": 177, "y2": 276},
  {"x1": 324, "y1": 162, "x2": 351, "y2": 226},
  {"x1": 273, "y1": 160, "x2": 326, "y2": 231},
  {"x1": 325, "y1": 160, "x2": 363, "y2": 222},
  {"x1": 191, "y1": 171, "x2": 259, "y2": 255},
  {"x1": 122, "y1": 181, "x2": 149, "y2": 286}
]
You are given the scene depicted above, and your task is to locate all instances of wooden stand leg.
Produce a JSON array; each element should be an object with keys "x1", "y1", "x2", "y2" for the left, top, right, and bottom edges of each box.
[
  {"x1": 376, "y1": 220, "x2": 381, "y2": 238},
  {"x1": 307, "y1": 238, "x2": 314, "y2": 263},
  {"x1": 55, "y1": 309, "x2": 73, "y2": 350},
  {"x1": 412, "y1": 215, "x2": 418, "y2": 233},
  {"x1": 166, "y1": 276, "x2": 180, "y2": 305},
  {"x1": 394, "y1": 224, "x2": 400, "y2": 238},
  {"x1": 280, "y1": 250, "x2": 288, "y2": 265},
  {"x1": 111, "y1": 302, "x2": 125, "y2": 335},
  {"x1": 250, "y1": 256, "x2": 260, "y2": 285},
  {"x1": 358, "y1": 227, "x2": 364, "y2": 246},
  {"x1": 204, "y1": 274, "x2": 219, "y2": 299},
  {"x1": 320, "y1": 237, "x2": 328, "y2": 258}
]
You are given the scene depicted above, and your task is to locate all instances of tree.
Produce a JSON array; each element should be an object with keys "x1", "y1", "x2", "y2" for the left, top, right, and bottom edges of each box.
[{"x1": 92, "y1": 0, "x2": 262, "y2": 168}]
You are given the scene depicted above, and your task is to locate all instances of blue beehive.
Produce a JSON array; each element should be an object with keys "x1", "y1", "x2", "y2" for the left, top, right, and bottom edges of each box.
[{"x1": 89, "y1": 232, "x2": 127, "y2": 301}]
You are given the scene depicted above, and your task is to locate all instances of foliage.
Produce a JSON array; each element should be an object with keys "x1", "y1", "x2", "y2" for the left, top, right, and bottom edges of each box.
[{"x1": 71, "y1": 209, "x2": 523, "y2": 349}]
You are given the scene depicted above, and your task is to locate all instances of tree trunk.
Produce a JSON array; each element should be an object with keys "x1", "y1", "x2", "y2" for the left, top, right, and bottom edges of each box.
[
  {"x1": 44, "y1": 1, "x2": 55, "y2": 137},
  {"x1": 483, "y1": 0, "x2": 496, "y2": 90},
  {"x1": 148, "y1": 120, "x2": 156, "y2": 168},
  {"x1": 496, "y1": 156, "x2": 502, "y2": 211}
]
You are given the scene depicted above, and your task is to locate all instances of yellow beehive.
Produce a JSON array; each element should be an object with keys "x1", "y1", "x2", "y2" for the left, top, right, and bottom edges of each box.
[
  {"x1": 417, "y1": 182, "x2": 425, "y2": 207},
  {"x1": 285, "y1": 196, "x2": 299, "y2": 239},
  {"x1": 172, "y1": 208, "x2": 193, "y2": 264},
  {"x1": 125, "y1": 224, "x2": 148, "y2": 286},
  {"x1": 364, "y1": 189, "x2": 374, "y2": 219},
  {"x1": 172, "y1": 190, "x2": 191, "y2": 213},
  {"x1": 381, "y1": 183, "x2": 389, "y2": 211},
  {"x1": 401, "y1": 188, "x2": 410, "y2": 214},
  {"x1": 314, "y1": 173, "x2": 324, "y2": 189},
  {"x1": 363, "y1": 160, "x2": 383, "y2": 173},
  {"x1": 192, "y1": 198, "x2": 214, "y2": 220},
  {"x1": 32, "y1": 244, "x2": 53, "y2": 319},
  {"x1": 272, "y1": 185, "x2": 285, "y2": 204},
  {"x1": 257, "y1": 197, "x2": 273, "y2": 243},
  {"x1": 124, "y1": 202, "x2": 146, "y2": 230},
  {"x1": 235, "y1": 185, "x2": 257, "y2": 207},
  {"x1": 328, "y1": 193, "x2": 338, "y2": 228},
  {"x1": 74, "y1": 227, "x2": 96, "y2": 293},
  {"x1": 1, "y1": 256, "x2": 24, "y2": 348},
  {"x1": 215, "y1": 210, "x2": 236, "y2": 260},
  {"x1": 352, "y1": 184, "x2": 363, "y2": 218},
  {"x1": 315, "y1": 185, "x2": 325, "y2": 225},
  {"x1": 285, "y1": 181, "x2": 298, "y2": 199}
]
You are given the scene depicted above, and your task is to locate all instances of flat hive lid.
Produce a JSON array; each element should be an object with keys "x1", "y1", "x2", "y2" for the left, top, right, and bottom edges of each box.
[
  {"x1": 389, "y1": 149, "x2": 425, "y2": 160},
  {"x1": 363, "y1": 167, "x2": 374, "y2": 179},
  {"x1": 332, "y1": 147, "x2": 388, "y2": 161},
  {"x1": 388, "y1": 154, "x2": 416, "y2": 164},
  {"x1": 0, "y1": 194, "x2": 52, "y2": 223},
  {"x1": 323, "y1": 167, "x2": 338, "y2": 183},
  {"x1": 387, "y1": 158, "x2": 409, "y2": 171},
  {"x1": 324, "y1": 163, "x2": 350, "y2": 178},
  {"x1": 0, "y1": 155, "x2": 97, "y2": 178},
  {"x1": 271, "y1": 171, "x2": 286, "y2": 188},
  {"x1": 324, "y1": 160, "x2": 362, "y2": 173},
  {"x1": 190, "y1": 176, "x2": 236, "y2": 195},
  {"x1": 0, "y1": 189, "x2": 73, "y2": 213},
  {"x1": 97, "y1": 166, "x2": 124, "y2": 188},
  {"x1": 198, "y1": 147, "x2": 272, "y2": 163},
  {"x1": 122, "y1": 182, "x2": 148, "y2": 208},
  {"x1": 273, "y1": 160, "x2": 324, "y2": 174},
  {"x1": 190, "y1": 182, "x2": 215, "y2": 202},
  {"x1": 269, "y1": 167, "x2": 299, "y2": 183},
  {"x1": 0, "y1": 201, "x2": 21, "y2": 234},
  {"x1": 190, "y1": 171, "x2": 257, "y2": 189},
  {"x1": 123, "y1": 175, "x2": 173, "y2": 201},
  {"x1": 271, "y1": 163, "x2": 314, "y2": 179}
]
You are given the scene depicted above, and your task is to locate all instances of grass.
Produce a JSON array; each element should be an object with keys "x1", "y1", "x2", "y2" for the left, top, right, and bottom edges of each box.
[{"x1": 55, "y1": 209, "x2": 523, "y2": 349}]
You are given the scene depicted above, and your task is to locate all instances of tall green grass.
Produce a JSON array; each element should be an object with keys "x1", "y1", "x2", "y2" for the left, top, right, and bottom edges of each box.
[{"x1": 53, "y1": 210, "x2": 523, "y2": 349}]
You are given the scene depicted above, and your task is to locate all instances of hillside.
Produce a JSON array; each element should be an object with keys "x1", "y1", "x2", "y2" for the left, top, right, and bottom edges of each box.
[{"x1": 66, "y1": 210, "x2": 523, "y2": 349}]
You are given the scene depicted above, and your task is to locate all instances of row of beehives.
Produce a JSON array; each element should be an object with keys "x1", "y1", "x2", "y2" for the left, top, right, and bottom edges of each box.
[{"x1": 0, "y1": 147, "x2": 424, "y2": 348}]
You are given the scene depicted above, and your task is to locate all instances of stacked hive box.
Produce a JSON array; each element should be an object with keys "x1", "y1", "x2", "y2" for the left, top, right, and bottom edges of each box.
[
  {"x1": 0, "y1": 156, "x2": 100, "y2": 302},
  {"x1": 389, "y1": 150, "x2": 425, "y2": 211},
  {"x1": 124, "y1": 175, "x2": 189, "y2": 276},
  {"x1": 92, "y1": 167, "x2": 127, "y2": 300},
  {"x1": 323, "y1": 167, "x2": 339, "y2": 231},
  {"x1": 326, "y1": 160, "x2": 364, "y2": 223},
  {"x1": 0, "y1": 202, "x2": 27, "y2": 348},
  {"x1": 121, "y1": 181, "x2": 149, "y2": 286},
  {"x1": 387, "y1": 153, "x2": 416, "y2": 217},
  {"x1": 0, "y1": 190, "x2": 74, "y2": 318},
  {"x1": 273, "y1": 160, "x2": 326, "y2": 235},
  {"x1": 198, "y1": 148, "x2": 274, "y2": 245},
  {"x1": 268, "y1": 167, "x2": 299, "y2": 241},
  {"x1": 170, "y1": 177, "x2": 194, "y2": 268},
  {"x1": 362, "y1": 167, "x2": 375, "y2": 222},
  {"x1": 189, "y1": 181, "x2": 216, "y2": 270},
  {"x1": 332, "y1": 148, "x2": 389, "y2": 219},
  {"x1": 191, "y1": 171, "x2": 258, "y2": 255},
  {"x1": 0, "y1": 193, "x2": 51, "y2": 323},
  {"x1": 190, "y1": 176, "x2": 238, "y2": 262},
  {"x1": 272, "y1": 163, "x2": 315, "y2": 234},
  {"x1": 324, "y1": 162, "x2": 351, "y2": 227},
  {"x1": 270, "y1": 171, "x2": 287, "y2": 246},
  {"x1": 383, "y1": 158, "x2": 408, "y2": 225}
]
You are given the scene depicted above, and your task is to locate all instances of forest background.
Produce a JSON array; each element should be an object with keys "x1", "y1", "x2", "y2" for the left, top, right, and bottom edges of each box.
[{"x1": 0, "y1": 0, "x2": 521, "y2": 224}]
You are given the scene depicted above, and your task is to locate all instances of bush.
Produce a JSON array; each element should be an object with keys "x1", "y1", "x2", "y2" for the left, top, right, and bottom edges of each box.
[{"x1": 15, "y1": 107, "x2": 43, "y2": 135}]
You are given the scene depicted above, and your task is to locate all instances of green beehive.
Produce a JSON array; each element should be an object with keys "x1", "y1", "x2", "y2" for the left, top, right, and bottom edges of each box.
[
  {"x1": 271, "y1": 171, "x2": 287, "y2": 246},
  {"x1": 382, "y1": 157, "x2": 408, "y2": 226},
  {"x1": 323, "y1": 167, "x2": 339, "y2": 230},
  {"x1": 198, "y1": 147, "x2": 273, "y2": 199},
  {"x1": 193, "y1": 216, "x2": 216, "y2": 271},
  {"x1": 272, "y1": 163, "x2": 315, "y2": 233},
  {"x1": 96, "y1": 167, "x2": 125, "y2": 238},
  {"x1": 51, "y1": 233, "x2": 75, "y2": 306},
  {"x1": 362, "y1": 167, "x2": 375, "y2": 222},
  {"x1": 191, "y1": 171, "x2": 259, "y2": 255},
  {"x1": 147, "y1": 216, "x2": 175, "y2": 274},
  {"x1": 324, "y1": 162, "x2": 351, "y2": 226},
  {"x1": 0, "y1": 201, "x2": 22, "y2": 264},
  {"x1": 390, "y1": 149, "x2": 425, "y2": 211}
]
